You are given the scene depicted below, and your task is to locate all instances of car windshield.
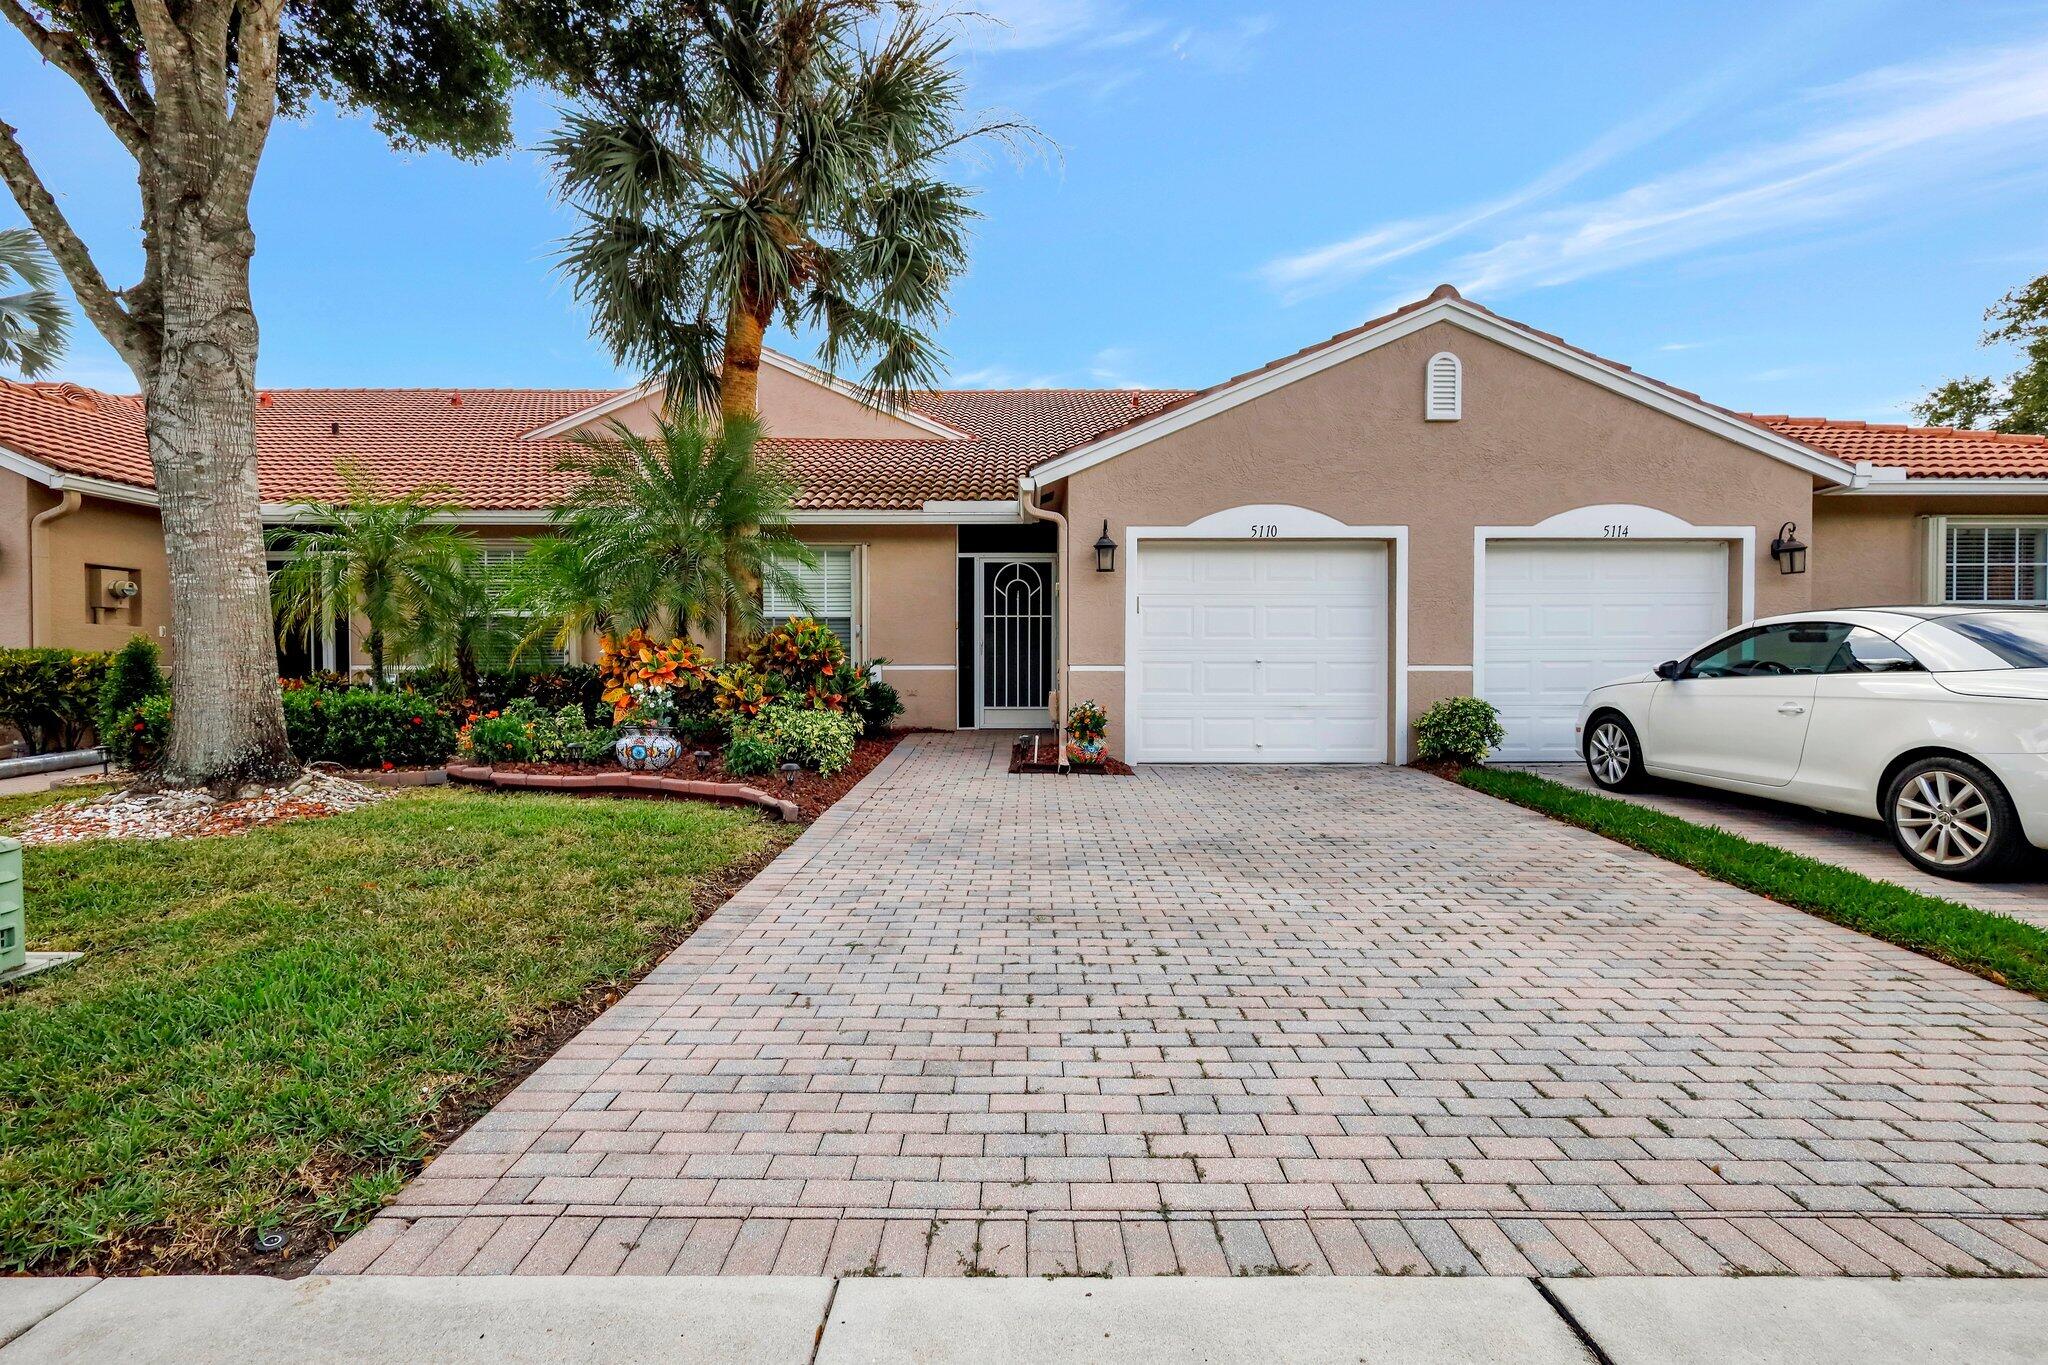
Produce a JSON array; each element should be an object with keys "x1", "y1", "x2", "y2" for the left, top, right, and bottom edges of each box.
[{"x1": 1900, "y1": 613, "x2": 2048, "y2": 671}]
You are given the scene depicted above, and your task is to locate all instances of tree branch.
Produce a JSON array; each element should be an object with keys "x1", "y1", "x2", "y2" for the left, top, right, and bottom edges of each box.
[
  {"x1": 73, "y1": 0, "x2": 156, "y2": 125},
  {"x1": 0, "y1": 115, "x2": 153, "y2": 370},
  {"x1": 210, "y1": 0, "x2": 283, "y2": 212},
  {"x1": 0, "y1": 0, "x2": 149, "y2": 158}
]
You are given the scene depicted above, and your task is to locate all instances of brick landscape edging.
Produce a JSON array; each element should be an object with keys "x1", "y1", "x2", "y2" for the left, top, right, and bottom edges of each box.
[{"x1": 443, "y1": 761, "x2": 800, "y2": 821}]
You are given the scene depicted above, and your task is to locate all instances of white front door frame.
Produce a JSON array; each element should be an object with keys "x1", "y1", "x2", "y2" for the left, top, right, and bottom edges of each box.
[
  {"x1": 1123, "y1": 504, "x2": 1411, "y2": 764},
  {"x1": 966, "y1": 551, "x2": 1058, "y2": 729},
  {"x1": 1471, "y1": 502, "x2": 1757, "y2": 707}
]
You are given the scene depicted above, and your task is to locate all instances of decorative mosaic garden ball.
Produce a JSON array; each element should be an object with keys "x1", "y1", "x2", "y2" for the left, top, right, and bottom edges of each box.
[{"x1": 614, "y1": 726, "x2": 682, "y2": 772}]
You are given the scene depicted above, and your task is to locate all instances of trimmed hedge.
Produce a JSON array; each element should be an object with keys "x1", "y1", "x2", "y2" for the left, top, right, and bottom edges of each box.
[
  {"x1": 281, "y1": 687, "x2": 456, "y2": 768},
  {"x1": 0, "y1": 647, "x2": 110, "y2": 754}
]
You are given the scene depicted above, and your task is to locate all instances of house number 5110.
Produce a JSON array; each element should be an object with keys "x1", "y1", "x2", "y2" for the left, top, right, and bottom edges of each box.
[{"x1": 1250, "y1": 524, "x2": 1280, "y2": 538}]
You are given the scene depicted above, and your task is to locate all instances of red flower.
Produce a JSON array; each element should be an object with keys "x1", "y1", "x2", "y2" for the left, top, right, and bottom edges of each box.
[
  {"x1": 381, "y1": 761, "x2": 395, "y2": 771},
  {"x1": 133, "y1": 721, "x2": 145, "y2": 732},
  {"x1": 410, "y1": 716, "x2": 422, "y2": 725}
]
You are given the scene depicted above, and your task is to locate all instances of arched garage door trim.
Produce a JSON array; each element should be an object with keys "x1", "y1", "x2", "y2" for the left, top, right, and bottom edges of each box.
[
  {"x1": 1124, "y1": 504, "x2": 1411, "y2": 764},
  {"x1": 1473, "y1": 504, "x2": 1757, "y2": 762}
]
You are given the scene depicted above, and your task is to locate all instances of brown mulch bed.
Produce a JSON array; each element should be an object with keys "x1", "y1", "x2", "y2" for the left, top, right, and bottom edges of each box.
[
  {"x1": 488, "y1": 732, "x2": 901, "y2": 822},
  {"x1": 1008, "y1": 739, "x2": 1135, "y2": 775}
]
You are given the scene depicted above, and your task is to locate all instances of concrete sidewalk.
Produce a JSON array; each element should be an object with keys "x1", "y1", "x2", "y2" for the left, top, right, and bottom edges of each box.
[{"x1": 4, "y1": 1275, "x2": 2044, "y2": 1363}]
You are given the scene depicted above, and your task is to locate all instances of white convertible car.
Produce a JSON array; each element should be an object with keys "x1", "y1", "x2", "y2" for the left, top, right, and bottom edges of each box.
[{"x1": 1576, "y1": 607, "x2": 2048, "y2": 880}]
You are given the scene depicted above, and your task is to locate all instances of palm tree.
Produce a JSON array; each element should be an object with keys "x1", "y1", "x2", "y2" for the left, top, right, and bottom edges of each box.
[
  {"x1": 546, "y1": 0, "x2": 1030, "y2": 421},
  {"x1": 503, "y1": 533, "x2": 627, "y2": 663},
  {"x1": 269, "y1": 467, "x2": 474, "y2": 687},
  {"x1": 549, "y1": 411, "x2": 812, "y2": 640},
  {"x1": 0, "y1": 229, "x2": 69, "y2": 379},
  {"x1": 393, "y1": 553, "x2": 526, "y2": 699}
]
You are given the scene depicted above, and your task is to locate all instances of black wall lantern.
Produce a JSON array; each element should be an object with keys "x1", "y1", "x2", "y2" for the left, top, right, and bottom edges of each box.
[
  {"x1": 1770, "y1": 521, "x2": 1808, "y2": 575},
  {"x1": 1093, "y1": 520, "x2": 1118, "y2": 573}
]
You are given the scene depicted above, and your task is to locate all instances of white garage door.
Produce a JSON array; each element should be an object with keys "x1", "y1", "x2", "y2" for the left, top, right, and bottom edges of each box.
[
  {"x1": 1482, "y1": 540, "x2": 1728, "y2": 762},
  {"x1": 1132, "y1": 540, "x2": 1388, "y2": 763}
]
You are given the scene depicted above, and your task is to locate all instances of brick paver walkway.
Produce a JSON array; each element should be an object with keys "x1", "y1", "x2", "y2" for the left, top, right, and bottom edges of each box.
[
  {"x1": 326, "y1": 734, "x2": 2048, "y2": 1277},
  {"x1": 1518, "y1": 764, "x2": 2048, "y2": 930}
]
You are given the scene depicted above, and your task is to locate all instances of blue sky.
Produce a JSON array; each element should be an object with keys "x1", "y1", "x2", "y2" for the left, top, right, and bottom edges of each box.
[{"x1": 6, "y1": 1, "x2": 2048, "y2": 420}]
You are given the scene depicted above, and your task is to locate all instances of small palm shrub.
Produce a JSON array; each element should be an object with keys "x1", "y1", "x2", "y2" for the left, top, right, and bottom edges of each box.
[
  {"x1": 98, "y1": 636, "x2": 167, "y2": 760},
  {"x1": 1414, "y1": 696, "x2": 1507, "y2": 765}
]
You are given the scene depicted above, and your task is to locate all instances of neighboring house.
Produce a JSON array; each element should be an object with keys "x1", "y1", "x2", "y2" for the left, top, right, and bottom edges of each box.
[{"x1": 3, "y1": 285, "x2": 2046, "y2": 760}]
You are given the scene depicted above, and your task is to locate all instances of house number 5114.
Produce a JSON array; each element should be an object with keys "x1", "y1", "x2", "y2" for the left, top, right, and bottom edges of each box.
[
  {"x1": 1603, "y1": 524, "x2": 1631, "y2": 538},
  {"x1": 1250, "y1": 524, "x2": 1279, "y2": 537}
]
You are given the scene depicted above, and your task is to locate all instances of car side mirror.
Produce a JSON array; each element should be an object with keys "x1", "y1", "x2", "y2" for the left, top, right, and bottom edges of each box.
[{"x1": 1654, "y1": 660, "x2": 1683, "y2": 681}]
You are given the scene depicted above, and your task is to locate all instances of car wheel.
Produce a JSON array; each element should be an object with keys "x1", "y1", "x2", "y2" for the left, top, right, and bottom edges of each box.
[
  {"x1": 1883, "y1": 756, "x2": 2024, "y2": 880},
  {"x1": 1583, "y1": 713, "x2": 1646, "y2": 792}
]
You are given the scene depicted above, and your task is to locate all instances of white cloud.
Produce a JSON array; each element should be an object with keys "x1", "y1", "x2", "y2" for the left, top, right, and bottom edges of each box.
[{"x1": 1259, "y1": 30, "x2": 2048, "y2": 306}]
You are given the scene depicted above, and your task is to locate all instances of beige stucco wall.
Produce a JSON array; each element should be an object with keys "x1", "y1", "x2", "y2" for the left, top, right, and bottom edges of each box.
[
  {"x1": 794, "y1": 523, "x2": 957, "y2": 730},
  {"x1": 1057, "y1": 320, "x2": 1821, "y2": 756},
  {"x1": 1809, "y1": 494, "x2": 2048, "y2": 607},
  {"x1": 578, "y1": 362, "x2": 935, "y2": 442},
  {"x1": 23, "y1": 485, "x2": 174, "y2": 658},
  {"x1": 0, "y1": 469, "x2": 30, "y2": 648}
]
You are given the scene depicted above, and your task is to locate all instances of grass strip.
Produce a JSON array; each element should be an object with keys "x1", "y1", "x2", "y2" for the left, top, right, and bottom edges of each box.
[
  {"x1": 0, "y1": 786, "x2": 784, "y2": 1273},
  {"x1": 1458, "y1": 765, "x2": 2048, "y2": 1001}
]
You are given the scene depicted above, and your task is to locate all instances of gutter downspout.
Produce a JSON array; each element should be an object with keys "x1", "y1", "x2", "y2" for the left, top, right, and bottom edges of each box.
[
  {"x1": 1018, "y1": 475, "x2": 1069, "y2": 769},
  {"x1": 29, "y1": 485, "x2": 82, "y2": 647}
]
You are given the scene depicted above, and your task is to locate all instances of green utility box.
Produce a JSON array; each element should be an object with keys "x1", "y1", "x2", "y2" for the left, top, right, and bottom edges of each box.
[{"x1": 0, "y1": 836, "x2": 21, "y2": 976}]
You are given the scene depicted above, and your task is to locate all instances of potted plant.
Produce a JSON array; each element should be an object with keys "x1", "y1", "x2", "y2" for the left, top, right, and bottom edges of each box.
[
  {"x1": 1066, "y1": 699, "x2": 1109, "y2": 767},
  {"x1": 599, "y1": 630, "x2": 712, "y2": 772}
]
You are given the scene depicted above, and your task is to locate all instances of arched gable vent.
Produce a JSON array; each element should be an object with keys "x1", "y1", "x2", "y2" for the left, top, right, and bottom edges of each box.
[{"x1": 1425, "y1": 351, "x2": 1463, "y2": 421}]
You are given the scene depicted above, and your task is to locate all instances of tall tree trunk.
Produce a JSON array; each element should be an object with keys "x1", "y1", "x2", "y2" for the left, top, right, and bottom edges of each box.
[
  {"x1": 146, "y1": 202, "x2": 294, "y2": 789},
  {"x1": 457, "y1": 642, "x2": 479, "y2": 700},
  {"x1": 368, "y1": 628, "x2": 387, "y2": 688},
  {"x1": 719, "y1": 292, "x2": 771, "y2": 655},
  {"x1": 719, "y1": 294, "x2": 766, "y2": 423}
]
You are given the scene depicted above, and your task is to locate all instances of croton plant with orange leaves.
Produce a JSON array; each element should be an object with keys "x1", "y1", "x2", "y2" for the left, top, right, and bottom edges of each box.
[
  {"x1": 597, "y1": 628, "x2": 715, "y2": 724},
  {"x1": 739, "y1": 617, "x2": 855, "y2": 712}
]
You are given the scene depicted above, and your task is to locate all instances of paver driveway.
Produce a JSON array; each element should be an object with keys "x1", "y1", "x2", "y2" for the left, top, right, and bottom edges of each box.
[{"x1": 326, "y1": 734, "x2": 2048, "y2": 1277}]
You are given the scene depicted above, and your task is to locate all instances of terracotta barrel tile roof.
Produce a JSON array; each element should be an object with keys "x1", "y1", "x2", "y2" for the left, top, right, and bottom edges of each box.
[
  {"x1": 0, "y1": 377, "x2": 1195, "y2": 511},
  {"x1": 4, "y1": 362, "x2": 2044, "y2": 514},
  {"x1": 1746, "y1": 415, "x2": 2048, "y2": 479}
]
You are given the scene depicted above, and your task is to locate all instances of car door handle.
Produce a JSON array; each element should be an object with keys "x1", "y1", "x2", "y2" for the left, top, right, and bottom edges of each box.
[{"x1": 1778, "y1": 703, "x2": 1806, "y2": 716}]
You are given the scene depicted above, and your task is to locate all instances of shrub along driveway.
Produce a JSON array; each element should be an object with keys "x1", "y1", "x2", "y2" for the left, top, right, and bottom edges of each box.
[{"x1": 329, "y1": 734, "x2": 2048, "y2": 1277}]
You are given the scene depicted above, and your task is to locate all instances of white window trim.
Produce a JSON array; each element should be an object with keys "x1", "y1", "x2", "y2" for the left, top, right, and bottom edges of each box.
[
  {"x1": 767, "y1": 543, "x2": 864, "y2": 659},
  {"x1": 1927, "y1": 514, "x2": 2048, "y2": 606}
]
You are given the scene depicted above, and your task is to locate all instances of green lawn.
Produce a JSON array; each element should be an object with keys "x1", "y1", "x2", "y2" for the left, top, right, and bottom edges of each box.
[
  {"x1": 1459, "y1": 765, "x2": 2048, "y2": 1001},
  {"x1": 0, "y1": 786, "x2": 784, "y2": 1273}
]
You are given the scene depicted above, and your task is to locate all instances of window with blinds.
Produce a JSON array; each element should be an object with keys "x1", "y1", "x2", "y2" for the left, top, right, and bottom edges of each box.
[
  {"x1": 477, "y1": 541, "x2": 568, "y2": 667},
  {"x1": 764, "y1": 547, "x2": 856, "y2": 652},
  {"x1": 1945, "y1": 525, "x2": 2048, "y2": 604}
]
